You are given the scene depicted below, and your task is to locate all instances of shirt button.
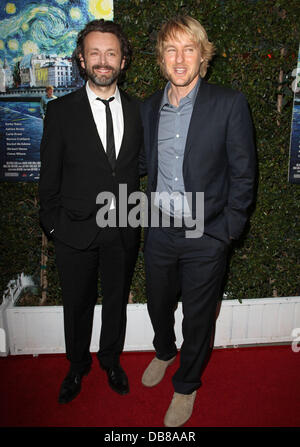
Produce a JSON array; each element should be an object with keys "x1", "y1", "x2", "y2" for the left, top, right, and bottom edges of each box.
[
  {"x1": 176, "y1": 134, "x2": 179, "y2": 138},
  {"x1": 176, "y1": 156, "x2": 179, "y2": 159},
  {"x1": 175, "y1": 177, "x2": 178, "y2": 181}
]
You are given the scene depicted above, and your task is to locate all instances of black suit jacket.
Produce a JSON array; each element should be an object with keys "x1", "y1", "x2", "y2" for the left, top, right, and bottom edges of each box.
[
  {"x1": 39, "y1": 86, "x2": 143, "y2": 250},
  {"x1": 140, "y1": 79, "x2": 256, "y2": 244}
]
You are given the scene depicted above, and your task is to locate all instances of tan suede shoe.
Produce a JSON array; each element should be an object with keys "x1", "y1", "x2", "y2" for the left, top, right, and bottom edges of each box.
[
  {"x1": 164, "y1": 391, "x2": 197, "y2": 427},
  {"x1": 141, "y1": 356, "x2": 176, "y2": 387}
]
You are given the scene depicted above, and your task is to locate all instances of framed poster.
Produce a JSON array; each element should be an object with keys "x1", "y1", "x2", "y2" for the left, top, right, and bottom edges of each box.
[
  {"x1": 0, "y1": 0, "x2": 114, "y2": 182},
  {"x1": 289, "y1": 43, "x2": 300, "y2": 184}
]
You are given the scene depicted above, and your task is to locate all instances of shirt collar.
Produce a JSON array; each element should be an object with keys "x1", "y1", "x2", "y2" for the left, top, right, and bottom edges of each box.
[
  {"x1": 86, "y1": 81, "x2": 121, "y2": 104},
  {"x1": 160, "y1": 77, "x2": 201, "y2": 110}
]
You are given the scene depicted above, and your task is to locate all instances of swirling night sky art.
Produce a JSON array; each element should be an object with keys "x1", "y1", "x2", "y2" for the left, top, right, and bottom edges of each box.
[
  {"x1": 0, "y1": 0, "x2": 114, "y2": 66},
  {"x1": 0, "y1": 1, "x2": 114, "y2": 182}
]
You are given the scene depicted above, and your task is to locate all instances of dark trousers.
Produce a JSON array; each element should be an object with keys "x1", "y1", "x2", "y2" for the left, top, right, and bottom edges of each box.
[
  {"x1": 54, "y1": 228, "x2": 138, "y2": 373},
  {"x1": 144, "y1": 226, "x2": 228, "y2": 394}
]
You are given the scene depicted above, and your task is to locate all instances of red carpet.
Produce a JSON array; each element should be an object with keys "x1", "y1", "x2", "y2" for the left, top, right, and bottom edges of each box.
[{"x1": 0, "y1": 345, "x2": 299, "y2": 428}]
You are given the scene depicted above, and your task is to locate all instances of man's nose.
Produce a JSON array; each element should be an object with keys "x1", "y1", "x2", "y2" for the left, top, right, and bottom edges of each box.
[
  {"x1": 175, "y1": 50, "x2": 184, "y2": 63},
  {"x1": 97, "y1": 53, "x2": 107, "y2": 65}
]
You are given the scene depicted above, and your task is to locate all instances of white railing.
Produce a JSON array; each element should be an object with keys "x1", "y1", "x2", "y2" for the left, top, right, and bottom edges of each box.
[{"x1": 1, "y1": 291, "x2": 299, "y2": 356}]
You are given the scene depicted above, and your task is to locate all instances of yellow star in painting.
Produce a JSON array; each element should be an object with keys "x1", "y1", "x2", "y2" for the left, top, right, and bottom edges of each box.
[
  {"x1": 70, "y1": 7, "x2": 82, "y2": 21},
  {"x1": 23, "y1": 40, "x2": 39, "y2": 55},
  {"x1": 6, "y1": 3, "x2": 16, "y2": 14},
  {"x1": 8, "y1": 39, "x2": 19, "y2": 51},
  {"x1": 88, "y1": 0, "x2": 113, "y2": 20}
]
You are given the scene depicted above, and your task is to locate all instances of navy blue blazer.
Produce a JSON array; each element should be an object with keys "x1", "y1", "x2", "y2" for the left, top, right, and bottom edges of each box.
[{"x1": 140, "y1": 79, "x2": 256, "y2": 244}]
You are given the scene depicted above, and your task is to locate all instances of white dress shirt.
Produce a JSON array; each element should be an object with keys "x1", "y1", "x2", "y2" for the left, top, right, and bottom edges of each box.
[
  {"x1": 86, "y1": 81, "x2": 124, "y2": 157},
  {"x1": 86, "y1": 82, "x2": 124, "y2": 211}
]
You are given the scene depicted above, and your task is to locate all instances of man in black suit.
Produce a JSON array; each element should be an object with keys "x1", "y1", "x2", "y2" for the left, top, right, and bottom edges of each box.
[
  {"x1": 140, "y1": 16, "x2": 256, "y2": 426},
  {"x1": 39, "y1": 20, "x2": 143, "y2": 403}
]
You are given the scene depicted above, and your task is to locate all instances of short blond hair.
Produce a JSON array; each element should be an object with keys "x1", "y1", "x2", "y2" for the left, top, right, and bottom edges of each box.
[{"x1": 156, "y1": 16, "x2": 215, "y2": 78}]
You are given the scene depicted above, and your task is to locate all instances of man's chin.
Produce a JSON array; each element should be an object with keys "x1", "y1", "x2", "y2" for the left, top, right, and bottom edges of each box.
[
  {"x1": 86, "y1": 69, "x2": 119, "y2": 87},
  {"x1": 92, "y1": 75, "x2": 116, "y2": 86},
  {"x1": 168, "y1": 77, "x2": 193, "y2": 88},
  {"x1": 166, "y1": 72, "x2": 200, "y2": 89}
]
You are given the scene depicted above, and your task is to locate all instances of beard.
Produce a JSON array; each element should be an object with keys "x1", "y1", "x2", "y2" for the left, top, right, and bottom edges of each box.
[{"x1": 85, "y1": 63, "x2": 121, "y2": 87}]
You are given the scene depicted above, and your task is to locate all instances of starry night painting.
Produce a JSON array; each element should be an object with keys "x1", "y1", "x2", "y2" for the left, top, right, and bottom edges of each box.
[{"x1": 0, "y1": 0, "x2": 114, "y2": 182}]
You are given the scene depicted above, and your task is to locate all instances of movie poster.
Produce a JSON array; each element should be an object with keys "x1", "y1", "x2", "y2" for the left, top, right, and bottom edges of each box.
[
  {"x1": 0, "y1": 0, "x2": 114, "y2": 182},
  {"x1": 289, "y1": 44, "x2": 300, "y2": 184}
]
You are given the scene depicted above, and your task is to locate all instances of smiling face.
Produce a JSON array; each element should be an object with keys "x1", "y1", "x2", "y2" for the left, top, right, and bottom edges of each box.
[
  {"x1": 80, "y1": 31, "x2": 125, "y2": 91},
  {"x1": 161, "y1": 31, "x2": 203, "y2": 91}
]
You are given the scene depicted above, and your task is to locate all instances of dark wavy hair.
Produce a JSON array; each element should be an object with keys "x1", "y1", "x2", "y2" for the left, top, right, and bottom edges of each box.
[{"x1": 74, "y1": 19, "x2": 132, "y2": 80}]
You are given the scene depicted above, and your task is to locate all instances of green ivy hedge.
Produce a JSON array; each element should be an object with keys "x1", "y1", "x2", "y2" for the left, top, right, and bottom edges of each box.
[{"x1": 1, "y1": 0, "x2": 300, "y2": 305}]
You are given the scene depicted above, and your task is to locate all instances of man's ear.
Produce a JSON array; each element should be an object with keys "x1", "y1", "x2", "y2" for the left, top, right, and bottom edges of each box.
[
  {"x1": 121, "y1": 57, "x2": 125, "y2": 70},
  {"x1": 79, "y1": 53, "x2": 85, "y2": 70}
]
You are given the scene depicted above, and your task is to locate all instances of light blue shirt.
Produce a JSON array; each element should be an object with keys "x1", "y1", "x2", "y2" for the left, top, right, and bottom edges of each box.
[
  {"x1": 155, "y1": 78, "x2": 201, "y2": 218},
  {"x1": 40, "y1": 94, "x2": 57, "y2": 118}
]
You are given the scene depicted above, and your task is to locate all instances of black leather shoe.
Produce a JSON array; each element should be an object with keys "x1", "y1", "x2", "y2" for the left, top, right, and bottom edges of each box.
[
  {"x1": 58, "y1": 365, "x2": 91, "y2": 404},
  {"x1": 102, "y1": 364, "x2": 129, "y2": 395}
]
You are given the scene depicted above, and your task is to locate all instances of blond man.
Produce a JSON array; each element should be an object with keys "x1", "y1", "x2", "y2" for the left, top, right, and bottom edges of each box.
[
  {"x1": 40, "y1": 85, "x2": 57, "y2": 119},
  {"x1": 140, "y1": 16, "x2": 256, "y2": 427}
]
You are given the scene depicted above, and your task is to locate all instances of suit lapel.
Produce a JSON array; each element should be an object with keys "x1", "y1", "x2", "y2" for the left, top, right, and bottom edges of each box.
[
  {"x1": 116, "y1": 90, "x2": 131, "y2": 165},
  {"x1": 73, "y1": 86, "x2": 109, "y2": 161},
  {"x1": 183, "y1": 80, "x2": 211, "y2": 163},
  {"x1": 149, "y1": 84, "x2": 211, "y2": 173},
  {"x1": 79, "y1": 88, "x2": 137, "y2": 167}
]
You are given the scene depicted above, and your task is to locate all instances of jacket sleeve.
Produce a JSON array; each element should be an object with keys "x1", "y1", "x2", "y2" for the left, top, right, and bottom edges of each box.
[
  {"x1": 38, "y1": 100, "x2": 63, "y2": 238},
  {"x1": 225, "y1": 92, "x2": 256, "y2": 239}
]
